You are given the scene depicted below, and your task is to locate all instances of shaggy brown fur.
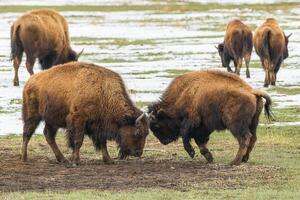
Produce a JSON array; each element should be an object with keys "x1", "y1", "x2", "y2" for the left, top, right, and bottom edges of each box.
[
  {"x1": 21, "y1": 62, "x2": 149, "y2": 165},
  {"x1": 148, "y1": 70, "x2": 272, "y2": 165},
  {"x1": 10, "y1": 9, "x2": 82, "y2": 86},
  {"x1": 217, "y1": 19, "x2": 253, "y2": 78},
  {"x1": 254, "y1": 18, "x2": 291, "y2": 87}
]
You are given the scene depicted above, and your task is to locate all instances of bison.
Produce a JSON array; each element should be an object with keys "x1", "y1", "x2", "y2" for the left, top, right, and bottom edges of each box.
[
  {"x1": 10, "y1": 8, "x2": 82, "y2": 86},
  {"x1": 21, "y1": 62, "x2": 149, "y2": 165},
  {"x1": 217, "y1": 19, "x2": 253, "y2": 78},
  {"x1": 148, "y1": 70, "x2": 272, "y2": 165},
  {"x1": 254, "y1": 18, "x2": 291, "y2": 87}
]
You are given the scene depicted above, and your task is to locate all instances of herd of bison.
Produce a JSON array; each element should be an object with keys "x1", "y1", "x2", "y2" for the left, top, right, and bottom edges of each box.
[{"x1": 6, "y1": 8, "x2": 291, "y2": 167}]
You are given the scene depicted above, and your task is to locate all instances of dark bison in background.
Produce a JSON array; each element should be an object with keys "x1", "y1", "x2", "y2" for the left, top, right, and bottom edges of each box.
[
  {"x1": 217, "y1": 19, "x2": 253, "y2": 78},
  {"x1": 21, "y1": 62, "x2": 149, "y2": 165},
  {"x1": 10, "y1": 8, "x2": 82, "y2": 86},
  {"x1": 148, "y1": 70, "x2": 273, "y2": 165},
  {"x1": 254, "y1": 18, "x2": 291, "y2": 87}
]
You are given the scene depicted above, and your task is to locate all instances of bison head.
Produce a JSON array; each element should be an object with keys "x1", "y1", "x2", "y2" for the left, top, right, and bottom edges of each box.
[
  {"x1": 118, "y1": 112, "x2": 149, "y2": 159},
  {"x1": 57, "y1": 48, "x2": 84, "y2": 65},
  {"x1": 216, "y1": 43, "x2": 232, "y2": 72},
  {"x1": 148, "y1": 103, "x2": 180, "y2": 145},
  {"x1": 283, "y1": 33, "x2": 292, "y2": 59}
]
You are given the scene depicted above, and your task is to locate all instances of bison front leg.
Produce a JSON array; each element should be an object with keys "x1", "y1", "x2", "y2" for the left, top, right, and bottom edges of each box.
[
  {"x1": 231, "y1": 132, "x2": 252, "y2": 166},
  {"x1": 194, "y1": 136, "x2": 213, "y2": 163},
  {"x1": 101, "y1": 140, "x2": 114, "y2": 164},
  {"x1": 180, "y1": 119, "x2": 195, "y2": 159}
]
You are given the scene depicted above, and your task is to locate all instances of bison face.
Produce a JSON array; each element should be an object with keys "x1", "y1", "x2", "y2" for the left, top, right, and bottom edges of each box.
[
  {"x1": 283, "y1": 33, "x2": 292, "y2": 59},
  {"x1": 118, "y1": 113, "x2": 149, "y2": 159},
  {"x1": 148, "y1": 104, "x2": 180, "y2": 145},
  {"x1": 217, "y1": 43, "x2": 226, "y2": 67}
]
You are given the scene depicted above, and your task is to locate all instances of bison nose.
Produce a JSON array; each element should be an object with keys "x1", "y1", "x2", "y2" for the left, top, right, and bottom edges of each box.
[{"x1": 134, "y1": 150, "x2": 143, "y2": 157}]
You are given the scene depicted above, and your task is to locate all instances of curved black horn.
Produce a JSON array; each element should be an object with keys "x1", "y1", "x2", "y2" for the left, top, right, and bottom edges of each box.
[
  {"x1": 287, "y1": 33, "x2": 293, "y2": 38},
  {"x1": 76, "y1": 48, "x2": 84, "y2": 60}
]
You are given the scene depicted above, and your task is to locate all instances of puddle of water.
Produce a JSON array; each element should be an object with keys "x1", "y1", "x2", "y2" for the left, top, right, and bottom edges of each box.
[{"x1": 0, "y1": 1, "x2": 300, "y2": 135}]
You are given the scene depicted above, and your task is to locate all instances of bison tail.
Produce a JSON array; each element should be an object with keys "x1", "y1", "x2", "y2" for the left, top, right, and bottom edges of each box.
[
  {"x1": 253, "y1": 89, "x2": 275, "y2": 122},
  {"x1": 261, "y1": 29, "x2": 272, "y2": 61},
  {"x1": 10, "y1": 24, "x2": 22, "y2": 61},
  {"x1": 242, "y1": 30, "x2": 253, "y2": 54}
]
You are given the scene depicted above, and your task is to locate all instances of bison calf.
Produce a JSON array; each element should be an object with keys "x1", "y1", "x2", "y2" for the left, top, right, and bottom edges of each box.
[
  {"x1": 22, "y1": 62, "x2": 149, "y2": 165},
  {"x1": 254, "y1": 18, "x2": 291, "y2": 87},
  {"x1": 217, "y1": 19, "x2": 253, "y2": 78},
  {"x1": 149, "y1": 70, "x2": 272, "y2": 165},
  {"x1": 11, "y1": 9, "x2": 82, "y2": 86}
]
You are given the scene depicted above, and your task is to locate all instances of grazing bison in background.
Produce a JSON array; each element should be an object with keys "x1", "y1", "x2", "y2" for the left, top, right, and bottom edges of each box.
[
  {"x1": 148, "y1": 70, "x2": 273, "y2": 165},
  {"x1": 21, "y1": 62, "x2": 149, "y2": 165},
  {"x1": 254, "y1": 18, "x2": 291, "y2": 87},
  {"x1": 217, "y1": 19, "x2": 253, "y2": 78},
  {"x1": 10, "y1": 8, "x2": 82, "y2": 86}
]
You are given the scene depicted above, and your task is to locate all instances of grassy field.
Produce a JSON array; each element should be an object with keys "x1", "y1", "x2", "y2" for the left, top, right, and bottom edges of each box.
[{"x1": 0, "y1": 125, "x2": 300, "y2": 199}]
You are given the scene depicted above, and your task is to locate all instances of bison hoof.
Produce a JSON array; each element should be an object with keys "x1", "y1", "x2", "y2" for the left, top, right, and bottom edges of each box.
[
  {"x1": 187, "y1": 149, "x2": 195, "y2": 159},
  {"x1": 103, "y1": 158, "x2": 115, "y2": 165},
  {"x1": 242, "y1": 155, "x2": 249, "y2": 163},
  {"x1": 230, "y1": 160, "x2": 242, "y2": 166},
  {"x1": 205, "y1": 153, "x2": 214, "y2": 163}
]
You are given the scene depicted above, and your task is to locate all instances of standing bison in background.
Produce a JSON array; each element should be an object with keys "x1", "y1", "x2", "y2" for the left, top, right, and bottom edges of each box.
[
  {"x1": 148, "y1": 70, "x2": 273, "y2": 165},
  {"x1": 10, "y1": 9, "x2": 83, "y2": 86},
  {"x1": 254, "y1": 18, "x2": 291, "y2": 87},
  {"x1": 217, "y1": 19, "x2": 253, "y2": 78},
  {"x1": 21, "y1": 62, "x2": 149, "y2": 165}
]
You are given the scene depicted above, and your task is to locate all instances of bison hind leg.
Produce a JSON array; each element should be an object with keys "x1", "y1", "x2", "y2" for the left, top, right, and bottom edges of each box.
[
  {"x1": 229, "y1": 124, "x2": 252, "y2": 165},
  {"x1": 44, "y1": 123, "x2": 68, "y2": 163}
]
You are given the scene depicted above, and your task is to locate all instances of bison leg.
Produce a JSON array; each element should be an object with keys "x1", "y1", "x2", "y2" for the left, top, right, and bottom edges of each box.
[
  {"x1": 180, "y1": 119, "x2": 195, "y2": 158},
  {"x1": 245, "y1": 54, "x2": 251, "y2": 78},
  {"x1": 43, "y1": 124, "x2": 68, "y2": 163},
  {"x1": 21, "y1": 116, "x2": 41, "y2": 162},
  {"x1": 194, "y1": 136, "x2": 213, "y2": 163},
  {"x1": 270, "y1": 71, "x2": 276, "y2": 86},
  {"x1": 66, "y1": 113, "x2": 85, "y2": 166},
  {"x1": 25, "y1": 55, "x2": 35, "y2": 75},
  {"x1": 13, "y1": 53, "x2": 22, "y2": 86},
  {"x1": 243, "y1": 98, "x2": 263, "y2": 162},
  {"x1": 264, "y1": 70, "x2": 270, "y2": 87},
  {"x1": 101, "y1": 140, "x2": 114, "y2": 164},
  {"x1": 230, "y1": 132, "x2": 252, "y2": 165}
]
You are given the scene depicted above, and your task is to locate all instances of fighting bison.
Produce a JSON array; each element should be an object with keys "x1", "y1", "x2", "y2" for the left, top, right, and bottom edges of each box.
[
  {"x1": 217, "y1": 19, "x2": 253, "y2": 78},
  {"x1": 148, "y1": 70, "x2": 272, "y2": 165},
  {"x1": 254, "y1": 18, "x2": 291, "y2": 87},
  {"x1": 10, "y1": 9, "x2": 82, "y2": 86},
  {"x1": 21, "y1": 62, "x2": 149, "y2": 165}
]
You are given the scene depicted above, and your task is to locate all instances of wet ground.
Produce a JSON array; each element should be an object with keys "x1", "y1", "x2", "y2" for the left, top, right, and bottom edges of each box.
[{"x1": 0, "y1": 1, "x2": 300, "y2": 135}]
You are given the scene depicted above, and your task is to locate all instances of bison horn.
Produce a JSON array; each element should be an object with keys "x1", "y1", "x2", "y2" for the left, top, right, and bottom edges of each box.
[
  {"x1": 76, "y1": 48, "x2": 84, "y2": 60},
  {"x1": 135, "y1": 113, "x2": 146, "y2": 125},
  {"x1": 287, "y1": 33, "x2": 292, "y2": 38},
  {"x1": 215, "y1": 45, "x2": 218, "y2": 50}
]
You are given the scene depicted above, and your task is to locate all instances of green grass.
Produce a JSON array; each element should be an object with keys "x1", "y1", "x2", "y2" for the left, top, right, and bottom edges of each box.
[
  {"x1": 268, "y1": 86, "x2": 300, "y2": 96},
  {"x1": 1, "y1": 2, "x2": 298, "y2": 13},
  {"x1": 1, "y1": 125, "x2": 300, "y2": 199}
]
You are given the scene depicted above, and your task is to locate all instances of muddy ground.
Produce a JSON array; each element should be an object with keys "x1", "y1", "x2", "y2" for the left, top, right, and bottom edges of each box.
[{"x1": 0, "y1": 135, "x2": 280, "y2": 192}]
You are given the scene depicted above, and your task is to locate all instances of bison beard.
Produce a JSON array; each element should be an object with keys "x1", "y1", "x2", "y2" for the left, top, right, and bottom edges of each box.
[{"x1": 148, "y1": 70, "x2": 273, "y2": 165}]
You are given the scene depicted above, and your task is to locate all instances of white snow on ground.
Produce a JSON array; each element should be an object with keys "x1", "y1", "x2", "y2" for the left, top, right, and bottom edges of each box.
[{"x1": 0, "y1": 2, "x2": 299, "y2": 135}]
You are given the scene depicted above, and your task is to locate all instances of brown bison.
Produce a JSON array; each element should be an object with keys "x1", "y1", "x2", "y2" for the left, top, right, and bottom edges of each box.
[
  {"x1": 10, "y1": 8, "x2": 82, "y2": 86},
  {"x1": 254, "y1": 18, "x2": 291, "y2": 87},
  {"x1": 21, "y1": 62, "x2": 149, "y2": 165},
  {"x1": 148, "y1": 70, "x2": 272, "y2": 165},
  {"x1": 217, "y1": 19, "x2": 253, "y2": 78}
]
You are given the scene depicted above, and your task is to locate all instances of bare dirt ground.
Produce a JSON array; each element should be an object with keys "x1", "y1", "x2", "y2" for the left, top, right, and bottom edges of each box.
[{"x1": 0, "y1": 135, "x2": 280, "y2": 192}]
